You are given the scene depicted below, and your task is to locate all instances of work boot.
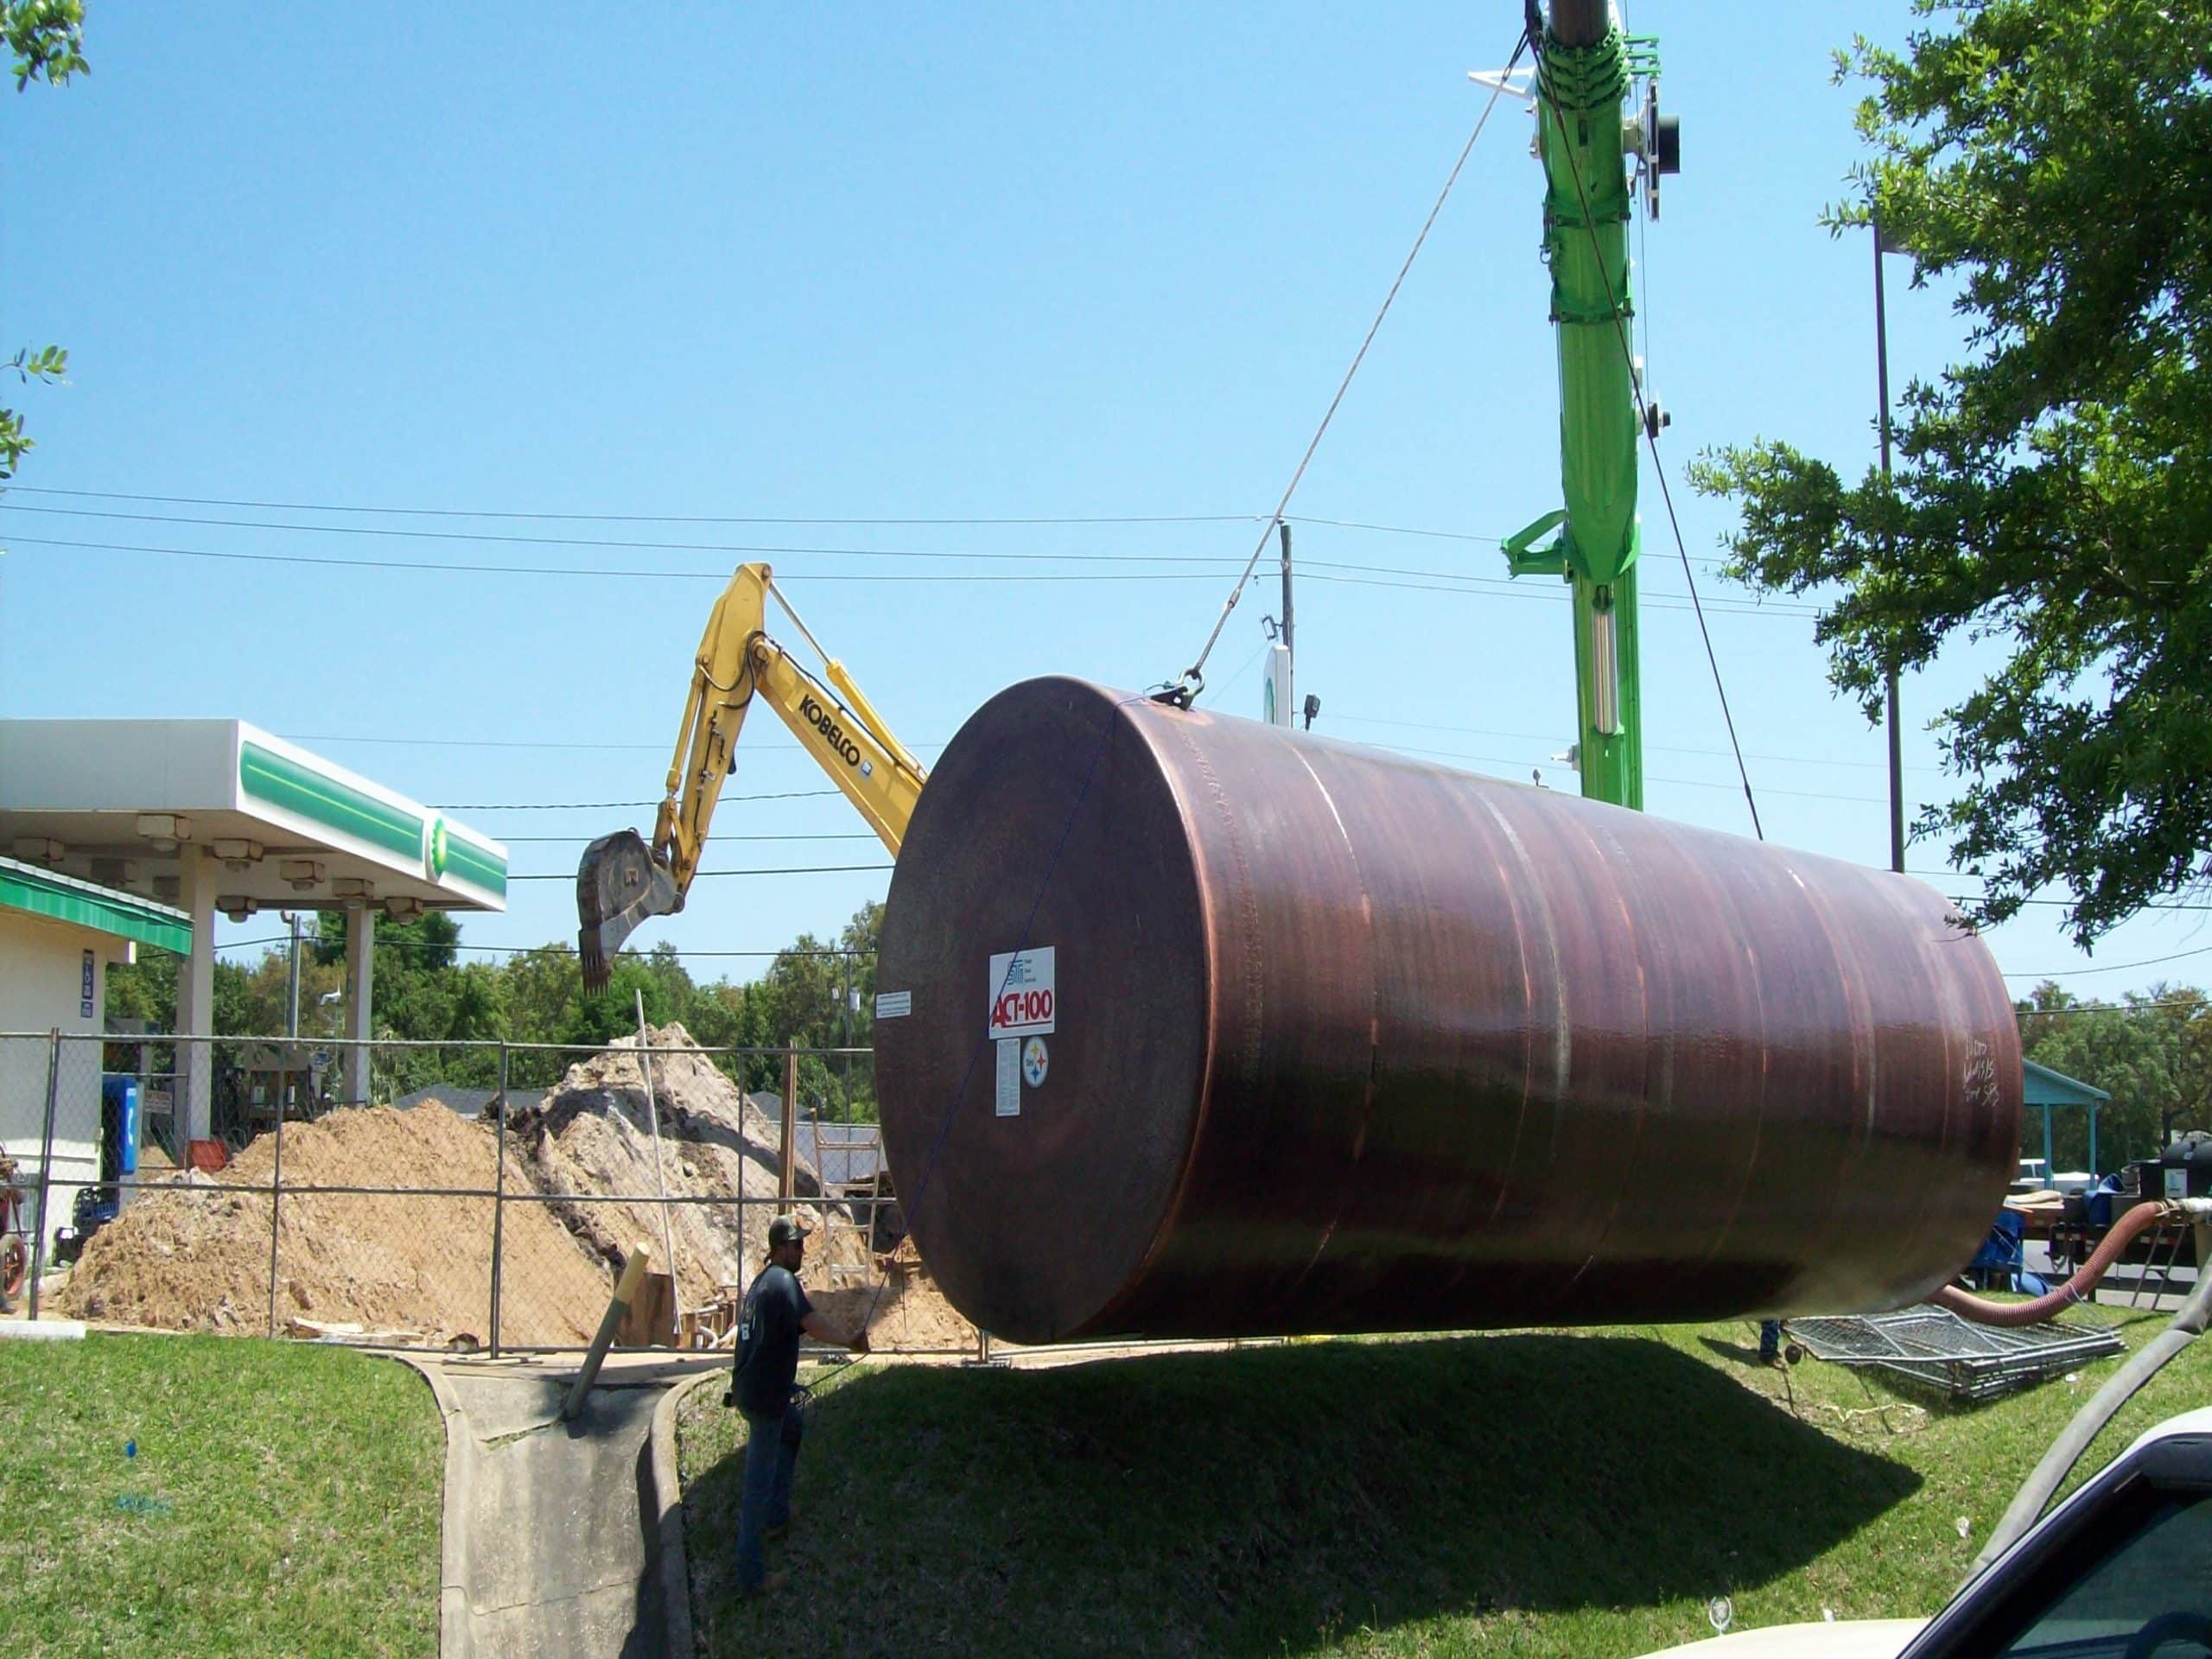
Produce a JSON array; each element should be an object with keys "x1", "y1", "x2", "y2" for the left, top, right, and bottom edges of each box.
[{"x1": 739, "y1": 1570, "x2": 790, "y2": 1599}]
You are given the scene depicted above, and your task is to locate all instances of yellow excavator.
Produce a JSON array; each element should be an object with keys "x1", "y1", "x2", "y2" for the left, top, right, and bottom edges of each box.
[{"x1": 575, "y1": 562, "x2": 927, "y2": 991}]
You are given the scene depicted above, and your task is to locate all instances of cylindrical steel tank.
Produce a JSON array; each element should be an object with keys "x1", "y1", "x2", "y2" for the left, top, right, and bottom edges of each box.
[{"x1": 874, "y1": 678, "x2": 2020, "y2": 1344}]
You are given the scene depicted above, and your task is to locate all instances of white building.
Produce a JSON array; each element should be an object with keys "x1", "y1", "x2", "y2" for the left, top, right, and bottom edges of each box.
[{"x1": 0, "y1": 856, "x2": 190, "y2": 1260}]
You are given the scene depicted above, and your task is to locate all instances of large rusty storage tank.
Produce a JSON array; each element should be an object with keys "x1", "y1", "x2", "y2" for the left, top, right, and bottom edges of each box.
[{"x1": 874, "y1": 678, "x2": 2019, "y2": 1344}]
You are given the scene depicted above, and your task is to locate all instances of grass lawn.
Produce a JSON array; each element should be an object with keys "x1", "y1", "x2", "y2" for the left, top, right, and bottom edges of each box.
[
  {"x1": 0, "y1": 1332, "x2": 443, "y2": 1658},
  {"x1": 678, "y1": 1305, "x2": 2208, "y2": 1659}
]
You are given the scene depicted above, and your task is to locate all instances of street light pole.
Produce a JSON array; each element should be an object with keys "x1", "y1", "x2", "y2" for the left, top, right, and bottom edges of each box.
[{"x1": 1874, "y1": 215, "x2": 1905, "y2": 875}]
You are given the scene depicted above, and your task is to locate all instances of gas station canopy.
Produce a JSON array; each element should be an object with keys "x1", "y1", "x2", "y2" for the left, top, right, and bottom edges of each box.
[
  {"x1": 0, "y1": 719, "x2": 505, "y2": 918},
  {"x1": 0, "y1": 719, "x2": 506, "y2": 1137}
]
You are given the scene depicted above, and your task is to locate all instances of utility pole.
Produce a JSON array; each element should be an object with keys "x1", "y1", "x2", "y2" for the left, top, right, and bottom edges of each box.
[
  {"x1": 1264, "y1": 520, "x2": 1295, "y2": 728},
  {"x1": 284, "y1": 909, "x2": 303, "y2": 1039},
  {"x1": 1874, "y1": 213, "x2": 1907, "y2": 874}
]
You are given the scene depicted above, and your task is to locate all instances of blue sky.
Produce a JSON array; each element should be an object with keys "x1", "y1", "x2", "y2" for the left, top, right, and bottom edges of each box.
[{"x1": 3, "y1": 3, "x2": 2204, "y2": 1000}]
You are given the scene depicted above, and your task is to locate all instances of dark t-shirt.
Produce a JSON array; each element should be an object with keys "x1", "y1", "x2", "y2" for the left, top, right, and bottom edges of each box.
[{"x1": 731, "y1": 1263, "x2": 813, "y2": 1417}]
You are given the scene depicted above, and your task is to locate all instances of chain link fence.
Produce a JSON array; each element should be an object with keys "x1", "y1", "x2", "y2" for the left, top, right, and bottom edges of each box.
[{"x1": 0, "y1": 1031, "x2": 973, "y2": 1358}]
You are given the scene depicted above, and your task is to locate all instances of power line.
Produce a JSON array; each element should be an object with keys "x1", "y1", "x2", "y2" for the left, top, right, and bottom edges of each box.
[
  {"x1": 428, "y1": 790, "x2": 839, "y2": 810},
  {"x1": 0, "y1": 502, "x2": 1273, "y2": 566},
  {"x1": 1, "y1": 531, "x2": 1796, "y2": 615},
  {"x1": 2016, "y1": 995, "x2": 2208, "y2": 1016},
  {"x1": 289, "y1": 731, "x2": 951, "y2": 757},
  {"x1": 213, "y1": 933, "x2": 876, "y2": 960},
  {"x1": 2003, "y1": 945, "x2": 2212, "y2": 981},
  {"x1": 507, "y1": 861, "x2": 890, "y2": 883},
  {"x1": 2, "y1": 486, "x2": 1259, "y2": 528},
  {"x1": 8, "y1": 484, "x2": 1671, "y2": 556},
  {"x1": 10, "y1": 484, "x2": 1768, "y2": 567},
  {"x1": 1329, "y1": 711, "x2": 1936, "y2": 772},
  {"x1": 0, "y1": 534, "x2": 1236, "y2": 584},
  {"x1": 493, "y1": 832, "x2": 878, "y2": 844}
]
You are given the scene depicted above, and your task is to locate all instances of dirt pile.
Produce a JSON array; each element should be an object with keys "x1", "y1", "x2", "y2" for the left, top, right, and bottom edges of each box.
[
  {"x1": 522, "y1": 1025, "x2": 976, "y2": 1351},
  {"x1": 59, "y1": 1105, "x2": 610, "y2": 1344},
  {"x1": 54, "y1": 1025, "x2": 978, "y2": 1352}
]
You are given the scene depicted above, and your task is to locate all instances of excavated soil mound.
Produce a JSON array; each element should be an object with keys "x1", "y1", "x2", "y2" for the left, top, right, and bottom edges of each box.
[
  {"x1": 57, "y1": 1025, "x2": 978, "y2": 1352},
  {"x1": 59, "y1": 1105, "x2": 608, "y2": 1344},
  {"x1": 523, "y1": 1026, "x2": 976, "y2": 1351}
]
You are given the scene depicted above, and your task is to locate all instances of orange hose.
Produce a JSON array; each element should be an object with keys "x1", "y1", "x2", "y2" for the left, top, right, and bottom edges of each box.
[{"x1": 1933, "y1": 1201, "x2": 2172, "y2": 1326}]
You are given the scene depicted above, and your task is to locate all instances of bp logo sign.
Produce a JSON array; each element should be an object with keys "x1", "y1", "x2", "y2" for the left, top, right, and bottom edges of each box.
[{"x1": 426, "y1": 817, "x2": 449, "y2": 881}]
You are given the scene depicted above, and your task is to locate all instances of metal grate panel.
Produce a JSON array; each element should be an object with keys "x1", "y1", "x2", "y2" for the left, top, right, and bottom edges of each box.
[{"x1": 1783, "y1": 1306, "x2": 2125, "y2": 1401}]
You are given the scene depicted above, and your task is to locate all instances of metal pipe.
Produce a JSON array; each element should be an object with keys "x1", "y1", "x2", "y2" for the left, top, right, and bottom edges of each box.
[
  {"x1": 1875, "y1": 214, "x2": 1906, "y2": 874},
  {"x1": 266, "y1": 1053, "x2": 286, "y2": 1338},
  {"x1": 779, "y1": 1045, "x2": 798, "y2": 1211},
  {"x1": 28, "y1": 1029, "x2": 59, "y2": 1321},
  {"x1": 634, "y1": 991, "x2": 680, "y2": 1329},
  {"x1": 562, "y1": 1242, "x2": 652, "y2": 1420},
  {"x1": 490, "y1": 1039, "x2": 507, "y2": 1358},
  {"x1": 875, "y1": 678, "x2": 2021, "y2": 1344}
]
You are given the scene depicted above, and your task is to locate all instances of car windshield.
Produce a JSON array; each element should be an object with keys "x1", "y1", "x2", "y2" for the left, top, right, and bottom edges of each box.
[{"x1": 1997, "y1": 1493, "x2": 2212, "y2": 1658}]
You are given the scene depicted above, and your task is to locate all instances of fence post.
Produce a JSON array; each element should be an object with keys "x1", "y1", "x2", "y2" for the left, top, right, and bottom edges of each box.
[
  {"x1": 28, "y1": 1029, "x2": 60, "y2": 1321},
  {"x1": 490, "y1": 1039, "x2": 507, "y2": 1358},
  {"x1": 779, "y1": 1043, "x2": 798, "y2": 1212},
  {"x1": 266, "y1": 1050, "x2": 287, "y2": 1338},
  {"x1": 634, "y1": 993, "x2": 679, "y2": 1330}
]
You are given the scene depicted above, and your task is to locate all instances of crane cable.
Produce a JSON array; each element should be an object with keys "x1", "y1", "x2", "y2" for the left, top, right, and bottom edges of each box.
[
  {"x1": 1158, "y1": 24, "x2": 1535, "y2": 707},
  {"x1": 1528, "y1": 10, "x2": 1764, "y2": 840}
]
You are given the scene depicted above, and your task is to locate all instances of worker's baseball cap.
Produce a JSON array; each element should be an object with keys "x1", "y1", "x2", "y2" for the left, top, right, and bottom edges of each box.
[{"x1": 767, "y1": 1215, "x2": 810, "y2": 1248}]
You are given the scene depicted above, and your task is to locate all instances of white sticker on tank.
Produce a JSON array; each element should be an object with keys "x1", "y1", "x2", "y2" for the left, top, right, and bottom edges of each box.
[
  {"x1": 874, "y1": 990, "x2": 912, "y2": 1020},
  {"x1": 995, "y1": 1038, "x2": 1020, "y2": 1117},
  {"x1": 986, "y1": 946, "x2": 1056, "y2": 1039}
]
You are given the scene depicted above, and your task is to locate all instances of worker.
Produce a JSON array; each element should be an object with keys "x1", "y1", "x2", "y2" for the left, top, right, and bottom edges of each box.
[{"x1": 725, "y1": 1213, "x2": 868, "y2": 1599}]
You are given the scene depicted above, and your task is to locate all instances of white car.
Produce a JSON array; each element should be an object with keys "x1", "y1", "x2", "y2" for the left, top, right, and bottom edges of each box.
[{"x1": 1641, "y1": 1408, "x2": 2212, "y2": 1659}]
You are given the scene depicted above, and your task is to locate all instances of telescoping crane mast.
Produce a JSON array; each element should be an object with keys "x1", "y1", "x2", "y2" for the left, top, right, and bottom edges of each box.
[{"x1": 1501, "y1": 0, "x2": 1676, "y2": 809}]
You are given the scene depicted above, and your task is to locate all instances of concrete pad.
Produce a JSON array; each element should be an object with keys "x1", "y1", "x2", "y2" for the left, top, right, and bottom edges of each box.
[
  {"x1": 400, "y1": 1357, "x2": 700, "y2": 1659},
  {"x1": 0, "y1": 1318, "x2": 86, "y2": 1340}
]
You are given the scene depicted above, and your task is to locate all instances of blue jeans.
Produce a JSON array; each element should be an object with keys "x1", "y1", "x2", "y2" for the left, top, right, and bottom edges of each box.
[
  {"x1": 734, "y1": 1399, "x2": 804, "y2": 1594},
  {"x1": 1758, "y1": 1319, "x2": 1783, "y2": 1359}
]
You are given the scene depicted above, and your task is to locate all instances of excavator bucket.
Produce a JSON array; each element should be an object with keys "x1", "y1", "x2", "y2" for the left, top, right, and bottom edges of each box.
[{"x1": 576, "y1": 830, "x2": 680, "y2": 993}]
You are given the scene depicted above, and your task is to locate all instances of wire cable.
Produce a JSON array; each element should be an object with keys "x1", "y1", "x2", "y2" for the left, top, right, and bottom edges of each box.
[
  {"x1": 1166, "y1": 25, "x2": 1532, "y2": 702},
  {"x1": 506, "y1": 862, "x2": 890, "y2": 883},
  {"x1": 1533, "y1": 22, "x2": 1765, "y2": 841}
]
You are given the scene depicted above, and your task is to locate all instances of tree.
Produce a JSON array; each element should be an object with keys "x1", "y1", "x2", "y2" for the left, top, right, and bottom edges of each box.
[
  {"x1": 1691, "y1": 0, "x2": 2212, "y2": 945},
  {"x1": 2018, "y1": 982, "x2": 2212, "y2": 1169},
  {"x1": 1, "y1": 1, "x2": 86, "y2": 481}
]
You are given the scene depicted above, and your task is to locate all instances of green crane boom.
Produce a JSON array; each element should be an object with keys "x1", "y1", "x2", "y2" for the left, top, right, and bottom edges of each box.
[{"x1": 1503, "y1": 1, "x2": 1668, "y2": 810}]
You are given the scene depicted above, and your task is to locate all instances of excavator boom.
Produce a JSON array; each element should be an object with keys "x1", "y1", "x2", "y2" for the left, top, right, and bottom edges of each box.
[{"x1": 576, "y1": 563, "x2": 926, "y2": 989}]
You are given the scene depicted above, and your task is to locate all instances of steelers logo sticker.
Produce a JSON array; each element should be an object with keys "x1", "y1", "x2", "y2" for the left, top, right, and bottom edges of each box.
[{"x1": 1021, "y1": 1036, "x2": 1049, "y2": 1089}]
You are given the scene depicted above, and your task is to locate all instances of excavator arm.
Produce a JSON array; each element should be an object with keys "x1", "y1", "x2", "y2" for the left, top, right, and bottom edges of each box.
[{"x1": 576, "y1": 562, "x2": 927, "y2": 990}]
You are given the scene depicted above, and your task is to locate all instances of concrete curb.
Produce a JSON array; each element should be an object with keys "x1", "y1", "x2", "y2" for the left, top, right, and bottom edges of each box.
[
  {"x1": 652, "y1": 1367, "x2": 726, "y2": 1659},
  {"x1": 387, "y1": 1354, "x2": 474, "y2": 1657}
]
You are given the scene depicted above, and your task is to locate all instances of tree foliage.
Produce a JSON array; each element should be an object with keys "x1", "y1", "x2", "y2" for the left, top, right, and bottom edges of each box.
[
  {"x1": 1, "y1": 1, "x2": 84, "y2": 481},
  {"x1": 129, "y1": 900, "x2": 891, "y2": 1119},
  {"x1": 2017, "y1": 982, "x2": 2212, "y2": 1170},
  {"x1": 1691, "y1": 0, "x2": 2212, "y2": 944}
]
